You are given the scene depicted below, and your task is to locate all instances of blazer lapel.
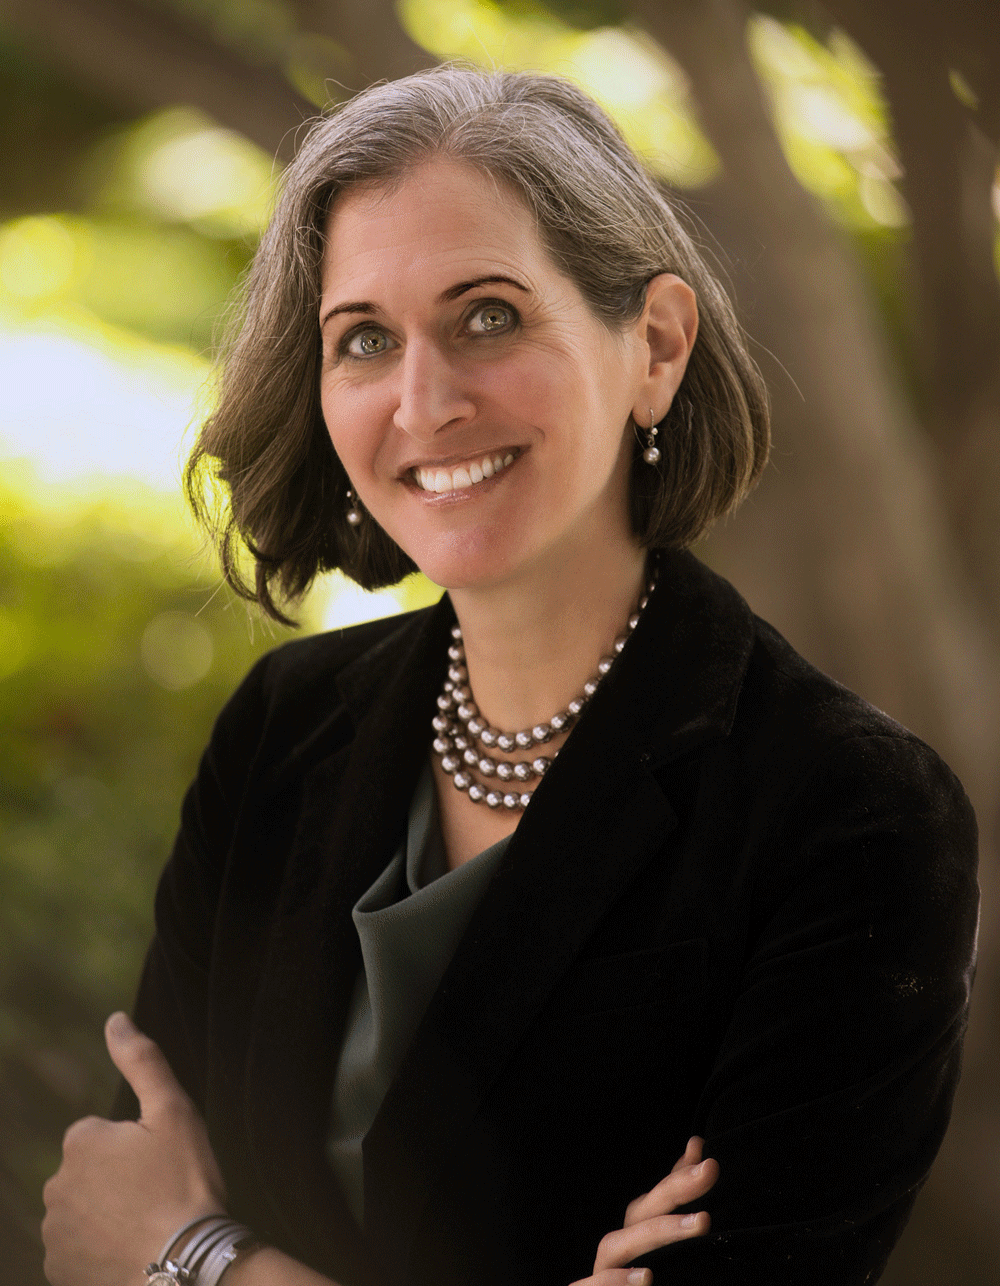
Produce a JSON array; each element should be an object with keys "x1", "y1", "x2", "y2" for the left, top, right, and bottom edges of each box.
[
  {"x1": 363, "y1": 550, "x2": 756, "y2": 1284},
  {"x1": 242, "y1": 599, "x2": 455, "y2": 1280}
]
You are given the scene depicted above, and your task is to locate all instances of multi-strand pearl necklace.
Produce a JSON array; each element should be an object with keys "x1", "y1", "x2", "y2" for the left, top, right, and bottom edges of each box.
[{"x1": 432, "y1": 563, "x2": 658, "y2": 811}]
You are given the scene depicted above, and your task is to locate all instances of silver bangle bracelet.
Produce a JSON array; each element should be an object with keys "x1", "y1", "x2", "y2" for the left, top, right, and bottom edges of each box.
[
  {"x1": 145, "y1": 1216, "x2": 256, "y2": 1285},
  {"x1": 148, "y1": 1214, "x2": 219, "y2": 1280},
  {"x1": 178, "y1": 1218, "x2": 236, "y2": 1270}
]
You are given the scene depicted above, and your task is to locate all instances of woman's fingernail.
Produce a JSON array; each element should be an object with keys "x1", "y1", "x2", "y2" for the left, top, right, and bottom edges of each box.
[
  {"x1": 627, "y1": 1271, "x2": 651, "y2": 1285},
  {"x1": 681, "y1": 1213, "x2": 699, "y2": 1228},
  {"x1": 690, "y1": 1160, "x2": 704, "y2": 1175}
]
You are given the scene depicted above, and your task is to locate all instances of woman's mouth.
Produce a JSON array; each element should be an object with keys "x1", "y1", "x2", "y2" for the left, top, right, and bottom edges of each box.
[{"x1": 411, "y1": 448, "x2": 520, "y2": 495}]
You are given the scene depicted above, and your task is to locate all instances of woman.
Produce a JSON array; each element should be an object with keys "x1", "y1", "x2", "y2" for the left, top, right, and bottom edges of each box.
[{"x1": 42, "y1": 66, "x2": 978, "y2": 1286}]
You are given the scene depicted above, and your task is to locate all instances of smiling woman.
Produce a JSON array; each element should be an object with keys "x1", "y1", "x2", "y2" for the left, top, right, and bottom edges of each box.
[
  {"x1": 316, "y1": 157, "x2": 696, "y2": 598},
  {"x1": 183, "y1": 67, "x2": 766, "y2": 619},
  {"x1": 41, "y1": 65, "x2": 977, "y2": 1286}
]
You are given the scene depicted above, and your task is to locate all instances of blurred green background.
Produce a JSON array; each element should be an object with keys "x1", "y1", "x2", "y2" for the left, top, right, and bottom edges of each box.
[{"x1": 1, "y1": 1, "x2": 998, "y2": 1282}]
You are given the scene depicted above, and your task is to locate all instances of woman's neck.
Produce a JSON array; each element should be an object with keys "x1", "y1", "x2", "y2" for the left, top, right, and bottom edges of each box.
[{"x1": 447, "y1": 539, "x2": 648, "y2": 735}]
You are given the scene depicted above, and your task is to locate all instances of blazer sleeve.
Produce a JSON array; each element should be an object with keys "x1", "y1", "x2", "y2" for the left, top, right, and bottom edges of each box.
[
  {"x1": 640, "y1": 732, "x2": 980, "y2": 1283},
  {"x1": 111, "y1": 651, "x2": 272, "y2": 1121}
]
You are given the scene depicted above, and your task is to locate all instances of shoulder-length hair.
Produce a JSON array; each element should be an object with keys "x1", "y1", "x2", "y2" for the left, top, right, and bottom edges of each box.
[{"x1": 186, "y1": 64, "x2": 769, "y2": 624}]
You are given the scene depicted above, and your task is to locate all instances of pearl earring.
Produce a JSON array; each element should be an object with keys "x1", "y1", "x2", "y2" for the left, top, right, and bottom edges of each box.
[
  {"x1": 346, "y1": 488, "x2": 362, "y2": 526},
  {"x1": 643, "y1": 408, "x2": 661, "y2": 465}
]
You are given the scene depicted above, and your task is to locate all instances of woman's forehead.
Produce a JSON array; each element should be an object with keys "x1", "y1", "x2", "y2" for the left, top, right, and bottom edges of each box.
[
  {"x1": 324, "y1": 158, "x2": 532, "y2": 243},
  {"x1": 329, "y1": 155, "x2": 524, "y2": 218},
  {"x1": 319, "y1": 158, "x2": 552, "y2": 304}
]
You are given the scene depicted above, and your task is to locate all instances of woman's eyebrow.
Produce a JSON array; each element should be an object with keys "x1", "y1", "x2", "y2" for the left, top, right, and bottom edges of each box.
[
  {"x1": 320, "y1": 300, "x2": 377, "y2": 328},
  {"x1": 439, "y1": 275, "x2": 530, "y2": 302},
  {"x1": 320, "y1": 276, "x2": 529, "y2": 328}
]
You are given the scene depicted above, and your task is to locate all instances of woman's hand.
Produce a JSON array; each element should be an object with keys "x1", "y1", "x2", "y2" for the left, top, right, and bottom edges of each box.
[
  {"x1": 42, "y1": 1013, "x2": 227, "y2": 1286},
  {"x1": 569, "y1": 1137, "x2": 719, "y2": 1286}
]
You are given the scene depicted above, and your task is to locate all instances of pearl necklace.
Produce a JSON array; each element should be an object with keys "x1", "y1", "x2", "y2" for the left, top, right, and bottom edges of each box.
[{"x1": 432, "y1": 563, "x2": 658, "y2": 811}]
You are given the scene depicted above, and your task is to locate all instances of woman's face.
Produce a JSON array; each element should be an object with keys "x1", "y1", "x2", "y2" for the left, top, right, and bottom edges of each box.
[{"x1": 319, "y1": 157, "x2": 657, "y2": 591}]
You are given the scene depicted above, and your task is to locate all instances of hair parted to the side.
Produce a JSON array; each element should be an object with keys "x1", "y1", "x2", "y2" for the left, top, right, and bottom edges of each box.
[{"x1": 186, "y1": 64, "x2": 769, "y2": 624}]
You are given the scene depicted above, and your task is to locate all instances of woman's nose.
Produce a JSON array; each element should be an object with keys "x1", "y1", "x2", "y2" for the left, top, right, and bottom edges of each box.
[{"x1": 393, "y1": 338, "x2": 476, "y2": 442}]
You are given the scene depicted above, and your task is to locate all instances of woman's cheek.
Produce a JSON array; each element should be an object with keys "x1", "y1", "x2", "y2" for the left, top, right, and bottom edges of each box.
[{"x1": 321, "y1": 387, "x2": 374, "y2": 478}]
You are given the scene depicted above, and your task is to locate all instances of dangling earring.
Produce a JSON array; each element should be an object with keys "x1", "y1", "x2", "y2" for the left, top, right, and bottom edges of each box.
[
  {"x1": 346, "y1": 488, "x2": 362, "y2": 526},
  {"x1": 642, "y1": 408, "x2": 661, "y2": 465}
]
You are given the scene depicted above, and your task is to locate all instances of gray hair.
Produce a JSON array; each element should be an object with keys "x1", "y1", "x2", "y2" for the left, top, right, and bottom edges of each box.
[{"x1": 187, "y1": 64, "x2": 769, "y2": 622}]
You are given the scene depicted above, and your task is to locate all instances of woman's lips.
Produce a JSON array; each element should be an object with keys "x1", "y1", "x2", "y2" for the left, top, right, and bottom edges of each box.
[{"x1": 411, "y1": 448, "x2": 520, "y2": 494}]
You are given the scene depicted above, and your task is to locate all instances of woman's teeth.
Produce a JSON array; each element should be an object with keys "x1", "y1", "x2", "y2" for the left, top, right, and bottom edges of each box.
[{"x1": 414, "y1": 451, "x2": 516, "y2": 494}]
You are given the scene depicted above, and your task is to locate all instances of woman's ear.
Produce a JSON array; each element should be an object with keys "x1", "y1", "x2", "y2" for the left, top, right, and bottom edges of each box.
[{"x1": 633, "y1": 274, "x2": 699, "y2": 423}]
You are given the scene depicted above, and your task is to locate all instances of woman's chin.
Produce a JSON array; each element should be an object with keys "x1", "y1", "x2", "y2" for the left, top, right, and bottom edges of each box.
[{"x1": 399, "y1": 529, "x2": 524, "y2": 595}]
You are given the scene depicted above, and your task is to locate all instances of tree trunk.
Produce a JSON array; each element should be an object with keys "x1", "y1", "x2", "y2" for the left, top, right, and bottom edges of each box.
[
  {"x1": 627, "y1": 0, "x2": 1000, "y2": 1278},
  {"x1": 823, "y1": 0, "x2": 1000, "y2": 650}
]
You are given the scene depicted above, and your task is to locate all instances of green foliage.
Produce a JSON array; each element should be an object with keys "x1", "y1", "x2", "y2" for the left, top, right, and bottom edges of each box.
[
  {"x1": 399, "y1": 0, "x2": 720, "y2": 188},
  {"x1": 0, "y1": 472, "x2": 440, "y2": 1267},
  {"x1": 0, "y1": 101, "x2": 274, "y2": 351},
  {"x1": 493, "y1": 0, "x2": 624, "y2": 33},
  {"x1": 748, "y1": 17, "x2": 909, "y2": 230},
  {"x1": 0, "y1": 214, "x2": 244, "y2": 351},
  {"x1": 0, "y1": 479, "x2": 301, "y2": 1253}
]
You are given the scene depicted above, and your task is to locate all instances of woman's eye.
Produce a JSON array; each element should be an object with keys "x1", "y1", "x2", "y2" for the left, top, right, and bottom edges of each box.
[
  {"x1": 467, "y1": 302, "x2": 516, "y2": 335},
  {"x1": 344, "y1": 328, "x2": 391, "y2": 358}
]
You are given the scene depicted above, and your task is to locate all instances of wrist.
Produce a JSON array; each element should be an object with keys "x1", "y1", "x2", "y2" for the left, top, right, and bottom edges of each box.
[
  {"x1": 219, "y1": 1245, "x2": 278, "y2": 1286},
  {"x1": 221, "y1": 1246, "x2": 337, "y2": 1286}
]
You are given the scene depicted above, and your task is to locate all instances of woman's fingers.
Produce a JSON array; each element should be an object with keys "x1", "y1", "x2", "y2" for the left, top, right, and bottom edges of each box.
[
  {"x1": 569, "y1": 1269, "x2": 653, "y2": 1286},
  {"x1": 671, "y1": 1135, "x2": 704, "y2": 1173},
  {"x1": 623, "y1": 1157, "x2": 718, "y2": 1227},
  {"x1": 103, "y1": 1011, "x2": 227, "y2": 1198},
  {"x1": 579, "y1": 1139, "x2": 718, "y2": 1284},
  {"x1": 592, "y1": 1210, "x2": 710, "y2": 1272},
  {"x1": 623, "y1": 1139, "x2": 719, "y2": 1230},
  {"x1": 104, "y1": 1011, "x2": 193, "y2": 1123},
  {"x1": 624, "y1": 1136, "x2": 700, "y2": 1225}
]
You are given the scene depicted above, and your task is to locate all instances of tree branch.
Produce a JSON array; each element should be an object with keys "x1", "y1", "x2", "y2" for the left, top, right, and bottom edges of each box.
[
  {"x1": 286, "y1": 0, "x2": 435, "y2": 89},
  {"x1": 0, "y1": 0, "x2": 317, "y2": 159}
]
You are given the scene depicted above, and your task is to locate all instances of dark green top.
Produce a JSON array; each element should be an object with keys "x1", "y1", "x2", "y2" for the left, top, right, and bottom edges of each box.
[{"x1": 327, "y1": 762, "x2": 511, "y2": 1225}]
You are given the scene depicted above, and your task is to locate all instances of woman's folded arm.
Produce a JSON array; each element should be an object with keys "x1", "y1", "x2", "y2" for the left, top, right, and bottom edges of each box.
[{"x1": 636, "y1": 733, "x2": 979, "y2": 1282}]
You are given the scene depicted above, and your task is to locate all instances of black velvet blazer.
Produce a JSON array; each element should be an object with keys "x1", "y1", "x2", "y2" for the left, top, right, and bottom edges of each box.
[{"x1": 116, "y1": 549, "x2": 979, "y2": 1286}]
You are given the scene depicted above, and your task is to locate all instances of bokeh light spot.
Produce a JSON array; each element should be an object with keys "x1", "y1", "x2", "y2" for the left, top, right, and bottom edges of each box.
[
  {"x1": 140, "y1": 611, "x2": 213, "y2": 689},
  {"x1": 139, "y1": 126, "x2": 272, "y2": 227},
  {"x1": 0, "y1": 217, "x2": 84, "y2": 301}
]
